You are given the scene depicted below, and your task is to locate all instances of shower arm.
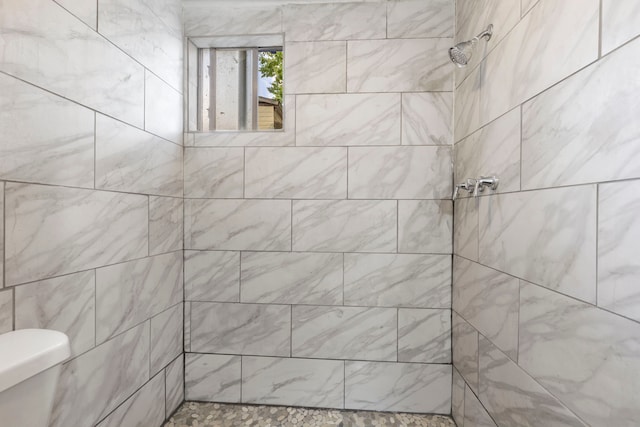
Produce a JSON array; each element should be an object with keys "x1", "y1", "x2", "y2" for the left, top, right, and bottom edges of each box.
[{"x1": 475, "y1": 25, "x2": 493, "y2": 42}]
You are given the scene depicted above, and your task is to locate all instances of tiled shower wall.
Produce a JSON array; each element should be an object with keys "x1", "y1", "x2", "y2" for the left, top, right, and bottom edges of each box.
[
  {"x1": 0, "y1": 0, "x2": 184, "y2": 426},
  {"x1": 452, "y1": 0, "x2": 640, "y2": 426},
  {"x1": 182, "y1": 0, "x2": 455, "y2": 414}
]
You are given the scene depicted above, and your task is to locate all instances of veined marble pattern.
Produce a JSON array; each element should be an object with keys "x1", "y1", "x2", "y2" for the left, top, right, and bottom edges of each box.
[
  {"x1": 96, "y1": 373, "x2": 165, "y2": 427},
  {"x1": 0, "y1": 73, "x2": 94, "y2": 188},
  {"x1": 245, "y1": 147, "x2": 347, "y2": 199},
  {"x1": 349, "y1": 146, "x2": 452, "y2": 199},
  {"x1": 95, "y1": 114, "x2": 183, "y2": 197},
  {"x1": 520, "y1": 0, "x2": 539, "y2": 16},
  {"x1": 398, "y1": 309, "x2": 451, "y2": 363},
  {"x1": 150, "y1": 303, "x2": 182, "y2": 375},
  {"x1": 14, "y1": 271, "x2": 95, "y2": 356},
  {"x1": 285, "y1": 41, "x2": 346, "y2": 94},
  {"x1": 518, "y1": 282, "x2": 640, "y2": 427},
  {"x1": 296, "y1": 93, "x2": 401, "y2": 146},
  {"x1": 50, "y1": 323, "x2": 149, "y2": 427},
  {"x1": 292, "y1": 200, "x2": 397, "y2": 253},
  {"x1": 184, "y1": 148, "x2": 244, "y2": 198},
  {"x1": 343, "y1": 253, "x2": 451, "y2": 308},
  {"x1": 387, "y1": 0, "x2": 454, "y2": 38},
  {"x1": 184, "y1": 251, "x2": 240, "y2": 302},
  {"x1": 241, "y1": 252, "x2": 343, "y2": 305},
  {"x1": 95, "y1": 251, "x2": 183, "y2": 343},
  {"x1": 190, "y1": 302, "x2": 291, "y2": 356},
  {"x1": 165, "y1": 355, "x2": 184, "y2": 418},
  {"x1": 453, "y1": 197, "x2": 478, "y2": 261},
  {"x1": 454, "y1": 64, "x2": 482, "y2": 142},
  {"x1": 0, "y1": 290, "x2": 13, "y2": 334},
  {"x1": 283, "y1": 2, "x2": 385, "y2": 41},
  {"x1": 183, "y1": 6, "x2": 282, "y2": 36},
  {"x1": 4, "y1": 183, "x2": 148, "y2": 286},
  {"x1": 452, "y1": 369, "x2": 465, "y2": 427},
  {"x1": 602, "y1": 0, "x2": 640, "y2": 54},
  {"x1": 478, "y1": 186, "x2": 597, "y2": 303},
  {"x1": 455, "y1": 107, "x2": 521, "y2": 196},
  {"x1": 598, "y1": 180, "x2": 640, "y2": 321},
  {"x1": 453, "y1": 312, "x2": 478, "y2": 393},
  {"x1": 98, "y1": 0, "x2": 182, "y2": 91},
  {"x1": 521, "y1": 37, "x2": 640, "y2": 190},
  {"x1": 55, "y1": 0, "x2": 97, "y2": 29},
  {"x1": 0, "y1": 0, "x2": 145, "y2": 127},
  {"x1": 479, "y1": 336, "x2": 586, "y2": 427},
  {"x1": 453, "y1": 257, "x2": 519, "y2": 359},
  {"x1": 185, "y1": 199, "x2": 291, "y2": 251},
  {"x1": 398, "y1": 200, "x2": 453, "y2": 254},
  {"x1": 347, "y1": 38, "x2": 452, "y2": 92},
  {"x1": 149, "y1": 196, "x2": 183, "y2": 256},
  {"x1": 145, "y1": 71, "x2": 183, "y2": 144},
  {"x1": 242, "y1": 357, "x2": 344, "y2": 408},
  {"x1": 186, "y1": 40, "x2": 198, "y2": 132},
  {"x1": 345, "y1": 362, "x2": 451, "y2": 414},
  {"x1": 402, "y1": 92, "x2": 453, "y2": 146},
  {"x1": 0, "y1": 185, "x2": 3, "y2": 287},
  {"x1": 464, "y1": 385, "x2": 496, "y2": 427},
  {"x1": 292, "y1": 306, "x2": 397, "y2": 361},
  {"x1": 184, "y1": 302, "x2": 191, "y2": 352},
  {"x1": 185, "y1": 353, "x2": 241, "y2": 403}
]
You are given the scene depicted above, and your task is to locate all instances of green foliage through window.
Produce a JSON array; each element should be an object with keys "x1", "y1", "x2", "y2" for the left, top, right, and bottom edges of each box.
[{"x1": 259, "y1": 50, "x2": 283, "y2": 104}]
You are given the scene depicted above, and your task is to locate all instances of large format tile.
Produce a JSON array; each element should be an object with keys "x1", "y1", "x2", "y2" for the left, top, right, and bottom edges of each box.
[
  {"x1": 478, "y1": 186, "x2": 597, "y2": 303},
  {"x1": 0, "y1": 73, "x2": 94, "y2": 188},
  {"x1": 602, "y1": 0, "x2": 640, "y2": 54},
  {"x1": 398, "y1": 200, "x2": 452, "y2": 254},
  {"x1": 347, "y1": 39, "x2": 452, "y2": 92},
  {"x1": 598, "y1": 180, "x2": 640, "y2": 321},
  {"x1": 402, "y1": 92, "x2": 453, "y2": 146},
  {"x1": 455, "y1": 107, "x2": 521, "y2": 196},
  {"x1": 522, "y1": 37, "x2": 640, "y2": 190},
  {"x1": 145, "y1": 72, "x2": 183, "y2": 144},
  {"x1": 95, "y1": 114, "x2": 183, "y2": 197},
  {"x1": 0, "y1": 0, "x2": 144, "y2": 127},
  {"x1": 184, "y1": 251, "x2": 240, "y2": 302},
  {"x1": 241, "y1": 252, "x2": 342, "y2": 305},
  {"x1": 453, "y1": 257, "x2": 519, "y2": 359},
  {"x1": 292, "y1": 306, "x2": 397, "y2": 361},
  {"x1": 150, "y1": 303, "x2": 182, "y2": 375},
  {"x1": 282, "y1": 2, "x2": 385, "y2": 41},
  {"x1": 453, "y1": 64, "x2": 482, "y2": 141},
  {"x1": 185, "y1": 199, "x2": 291, "y2": 251},
  {"x1": 453, "y1": 312, "x2": 478, "y2": 393},
  {"x1": 453, "y1": 197, "x2": 478, "y2": 261},
  {"x1": 149, "y1": 196, "x2": 183, "y2": 256},
  {"x1": 185, "y1": 353, "x2": 241, "y2": 402},
  {"x1": 479, "y1": 336, "x2": 586, "y2": 427},
  {"x1": 242, "y1": 357, "x2": 344, "y2": 408},
  {"x1": 452, "y1": 369, "x2": 465, "y2": 427},
  {"x1": 245, "y1": 147, "x2": 347, "y2": 199},
  {"x1": 190, "y1": 302, "x2": 290, "y2": 356},
  {"x1": 285, "y1": 41, "x2": 346, "y2": 94},
  {"x1": 345, "y1": 362, "x2": 451, "y2": 414},
  {"x1": 296, "y1": 93, "x2": 401, "y2": 146},
  {"x1": 184, "y1": 148, "x2": 244, "y2": 198},
  {"x1": 387, "y1": 0, "x2": 454, "y2": 38},
  {"x1": 96, "y1": 373, "x2": 165, "y2": 427},
  {"x1": 183, "y1": 5, "x2": 281, "y2": 36},
  {"x1": 0, "y1": 290, "x2": 12, "y2": 334},
  {"x1": 293, "y1": 200, "x2": 397, "y2": 253},
  {"x1": 0, "y1": 185, "x2": 3, "y2": 287},
  {"x1": 398, "y1": 309, "x2": 451, "y2": 363},
  {"x1": 165, "y1": 355, "x2": 184, "y2": 418},
  {"x1": 14, "y1": 271, "x2": 95, "y2": 356},
  {"x1": 4, "y1": 183, "x2": 148, "y2": 286},
  {"x1": 51, "y1": 323, "x2": 149, "y2": 427},
  {"x1": 344, "y1": 254, "x2": 451, "y2": 308},
  {"x1": 95, "y1": 252, "x2": 182, "y2": 343},
  {"x1": 464, "y1": 385, "x2": 496, "y2": 427},
  {"x1": 348, "y1": 146, "x2": 452, "y2": 199},
  {"x1": 55, "y1": 0, "x2": 97, "y2": 29},
  {"x1": 519, "y1": 282, "x2": 640, "y2": 427}
]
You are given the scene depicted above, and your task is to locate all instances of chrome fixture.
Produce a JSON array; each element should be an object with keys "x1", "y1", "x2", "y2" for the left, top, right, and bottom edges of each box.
[
  {"x1": 473, "y1": 176, "x2": 499, "y2": 197},
  {"x1": 449, "y1": 24, "x2": 493, "y2": 67},
  {"x1": 453, "y1": 178, "x2": 477, "y2": 200}
]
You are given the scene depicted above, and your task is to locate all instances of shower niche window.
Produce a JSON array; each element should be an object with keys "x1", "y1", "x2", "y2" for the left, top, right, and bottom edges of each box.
[{"x1": 189, "y1": 35, "x2": 284, "y2": 132}]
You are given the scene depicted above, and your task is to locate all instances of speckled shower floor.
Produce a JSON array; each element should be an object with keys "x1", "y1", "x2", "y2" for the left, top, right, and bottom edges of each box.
[{"x1": 164, "y1": 402, "x2": 456, "y2": 427}]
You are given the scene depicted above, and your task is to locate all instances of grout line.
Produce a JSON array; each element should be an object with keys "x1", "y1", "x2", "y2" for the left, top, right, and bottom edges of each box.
[{"x1": 598, "y1": 0, "x2": 603, "y2": 58}]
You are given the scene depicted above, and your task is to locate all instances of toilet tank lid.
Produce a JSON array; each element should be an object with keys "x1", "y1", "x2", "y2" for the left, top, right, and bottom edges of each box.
[{"x1": 0, "y1": 329, "x2": 71, "y2": 393}]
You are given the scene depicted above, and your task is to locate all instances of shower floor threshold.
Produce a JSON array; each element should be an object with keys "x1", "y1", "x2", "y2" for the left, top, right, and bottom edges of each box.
[{"x1": 164, "y1": 402, "x2": 456, "y2": 427}]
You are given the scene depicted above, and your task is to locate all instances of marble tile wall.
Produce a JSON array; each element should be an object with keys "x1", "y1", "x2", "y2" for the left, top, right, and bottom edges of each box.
[
  {"x1": 453, "y1": 0, "x2": 640, "y2": 425},
  {"x1": 0, "y1": 0, "x2": 184, "y2": 426},
  {"x1": 183, "y1": 0, "x2": 454, "y2": 414}
]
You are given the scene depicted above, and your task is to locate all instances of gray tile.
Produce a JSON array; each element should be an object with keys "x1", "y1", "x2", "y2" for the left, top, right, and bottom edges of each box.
[
  {"x1": 453, "y1": 312, "x2": 478, "y2": 394},
  {"x1": 165, "y1": 354, "x2": 184, "y2": 418},
  {"x1": 185, "y1": 353, "x2": 241, "y2": 402},
  {"x1": 184, "y1": 251, "x2": 240, "y2": 302},
  {"x1": 285, "y1": 41, "x2": 346, "y2": 94},
  {"x1": 0, "y1": 289, "x2": 13, "y2": 334},
  {"x1": 184, "y1": 148, "x2": 244, "y2": 198},
  {"x1": 96, "y1": 373, "x2": 165, "y2": 427},
  {"x1": 398, "y1": 308, "x2": 451, "y2": 363},
  {"x1": 464, "y1": 385, "x2": 496, "y2": 427},
  {"x1": 398, "y1": 200, "x2": 453, "y2": 254},
  {"x1": 453, "y1": 197, "x2": 478, "y2": 261},
  {"x1": 402, "y1": 92, "x2": 453, "y2": 146},
  {"x1": 149, "y1": 196, "x2": 183, "y2": 256},
  {"x1": 452, "y1": 368, "x2": 465, "y2": 427},
  {"x1": 387, "y1": 0, "x2": 454, "y2": 38},
  {"x1": 150, "y1": 303, "x2": 183, "y2": 375}
]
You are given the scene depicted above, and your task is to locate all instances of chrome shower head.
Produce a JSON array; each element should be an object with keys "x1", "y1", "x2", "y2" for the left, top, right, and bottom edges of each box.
[{"x1": 449, "y1": 24, "x2": 493, "y2": 68}]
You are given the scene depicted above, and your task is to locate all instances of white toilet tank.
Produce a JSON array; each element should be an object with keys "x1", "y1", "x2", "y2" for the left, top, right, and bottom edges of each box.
[{"x1": 0, "y1": 329, "x2": 70, "y2": 427}]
